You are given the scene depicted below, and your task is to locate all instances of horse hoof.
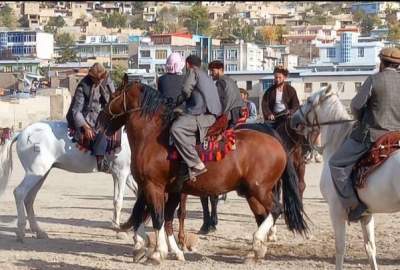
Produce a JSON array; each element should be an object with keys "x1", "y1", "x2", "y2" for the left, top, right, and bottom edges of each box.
[
  {"x1": 209, "y1": 225, "x2": 217, "y2": 233},
  {"x1": 111, "y1": 221, "x2": 120, "y2": 230},
  {"x1": 198, "y1": 225, "x2": 210, "y2": 235},
  {"x1": 253, "y1": 239, "x2": 267, "y2": 259},
  {"x1": 267, "y1": 235, "x2": 277, "y2": 242},
  {"x1": 146, "y1": 251, "x2": 162, "y2": 265},
  {"x1": 36, "y1": 231, "x2": 49, "y2": 239},
  {"x1": 116, "y1": 232, "x2": 128, "y2": 240},
  {"x1": 16, "y1": 231, "x2": 25, "y2": 243},
  {"x1": 132, "y1": 248, "x2": 146, "y2": 263},
  {"x1": 175, "y1": 252, "x2": 185, "y2": 261}
]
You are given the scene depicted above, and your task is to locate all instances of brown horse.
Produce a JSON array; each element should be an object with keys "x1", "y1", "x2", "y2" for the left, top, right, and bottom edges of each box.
[{"x1": 99, "y1": 81, "x2": 308, "y2": 264}]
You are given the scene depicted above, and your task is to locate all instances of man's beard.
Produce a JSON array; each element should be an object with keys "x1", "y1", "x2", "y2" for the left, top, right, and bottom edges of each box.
[{"x1": 274, "y1": 81, "x2": 284, "y2": 87}]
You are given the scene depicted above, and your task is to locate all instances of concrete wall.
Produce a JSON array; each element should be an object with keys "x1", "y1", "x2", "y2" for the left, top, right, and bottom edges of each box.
[{"x1": 0, "y1": 88, "x2": 71, "y2": 130}]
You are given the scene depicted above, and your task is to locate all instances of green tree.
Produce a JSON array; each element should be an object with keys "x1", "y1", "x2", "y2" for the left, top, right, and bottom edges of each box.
[
  {"x1": 182, "y1": 5, "x2": 210, "y2": 35},
  {"x1": 55, "y1": 32, "x2": 75, "y2": 47},
  {"x1": 101, "y1": 12, "x2": 127, "y2": 28},
  {"x1": 0, "y1": 5, "x2": 17, "y2": 28},
  {"x1": 111, "y1": 65, "x2": 126, "y2": 88},
  {"x1": 18, "y1": 15, "x2": 30, "y2": 27},
  {"x1": 388, "y1": 22, "x2": 400, "y2": 41},
  {"x1": 360, "y1": 15, "x2": 381, "y2": 36},
  {"x1": 44, "y1": 16, "x2": 66, "y2": 34},
  {"x1": 132, "y1": 2, "x2": 145, "y2": 15},
  {"x1": 55, "y1": 33, "x2": 77, "y2": 63},
  {"x1": 153, "y1": 6, "x2": 179, "y2": 34}
]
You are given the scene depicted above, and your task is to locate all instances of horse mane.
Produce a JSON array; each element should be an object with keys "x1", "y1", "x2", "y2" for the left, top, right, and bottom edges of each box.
[
  {"x1": 134, "y1": 82, "x2": 175, "y2": 124},
  {"x1": 321, "y1": 93, "x2": 355, "y2": 155}
]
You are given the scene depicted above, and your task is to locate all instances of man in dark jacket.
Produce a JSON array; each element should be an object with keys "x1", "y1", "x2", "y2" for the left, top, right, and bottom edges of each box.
[
  {"x1": 262, "y1": 66, "x2": 300, "y2": 129},
  {"x1": 329, "y1": 47, "x2": 400, "y2": 222},
  {"x1": 171, "y1": 55, "x2": 222, "y2": 182},
  {"x1": 66, "y1": 63, "x2": 115, "y2": 172},
  {"x1": 208, "y1": 60, "x2": 244, "y2": 128}
]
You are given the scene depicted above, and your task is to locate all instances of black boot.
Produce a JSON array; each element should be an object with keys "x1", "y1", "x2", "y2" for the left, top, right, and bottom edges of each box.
[
  {"x1": 171, "y1": 162, "x2": 190, "y2": 193},
  {"x1": 348, "y1": 202, "x2": 369, "y2": 222}
]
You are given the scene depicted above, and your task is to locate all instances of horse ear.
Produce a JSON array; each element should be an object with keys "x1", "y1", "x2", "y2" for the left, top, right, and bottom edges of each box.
[{"x1": 324, "y1": 84, "x2": 332, "y2": 95}]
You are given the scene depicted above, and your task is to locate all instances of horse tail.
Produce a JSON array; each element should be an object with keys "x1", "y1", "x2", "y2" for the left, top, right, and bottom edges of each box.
[
  {"x1": 0, "y1": 132, "x2": 19, "y2": 196},
  {"x1": 281, "y1": 155, "x2": 309, "y2": 236}
]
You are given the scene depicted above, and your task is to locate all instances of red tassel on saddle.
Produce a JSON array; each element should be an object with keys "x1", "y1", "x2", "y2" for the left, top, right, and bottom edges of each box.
[{"x1": 216, "y1": 151, "x2": 222, "y2": 161}]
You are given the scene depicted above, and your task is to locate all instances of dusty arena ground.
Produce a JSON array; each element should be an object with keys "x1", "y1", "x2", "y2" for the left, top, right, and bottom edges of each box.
[{"x1": 1, "y1": 149, "x2": 400, "y2": 270}]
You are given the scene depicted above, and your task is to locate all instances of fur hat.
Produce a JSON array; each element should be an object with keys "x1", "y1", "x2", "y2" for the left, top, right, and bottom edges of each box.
[
  {"x1": 379, "y1": 47, "x2": 400, "y2": 64},
  {"x1": 88, "y1": 63, "x2": 108, "y2": 81}
]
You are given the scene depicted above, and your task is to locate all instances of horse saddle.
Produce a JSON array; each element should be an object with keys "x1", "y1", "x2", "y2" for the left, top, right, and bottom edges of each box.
[
  {"x1": 353, "y1": 131, "x2": 400, "y2": 188},
  {"x1": 68, "y1": 128, "x2": 123, "y2": 154}
]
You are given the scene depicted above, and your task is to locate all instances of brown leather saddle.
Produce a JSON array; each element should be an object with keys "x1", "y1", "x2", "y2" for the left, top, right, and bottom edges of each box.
[{"x1": 353, "y1": 131, "x2": 400, "y2": 188}]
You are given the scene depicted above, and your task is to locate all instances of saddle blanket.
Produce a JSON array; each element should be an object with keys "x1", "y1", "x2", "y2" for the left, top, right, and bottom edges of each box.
[
  {"x1": 168, "y1": 129, "x2": 237, "y2": 162},
  {"x1": 353, "y1": 131, "x2": 400, "y2": 188},
  {"x1": 68, "y1": 128, "x2": 122, "y2": 154}
]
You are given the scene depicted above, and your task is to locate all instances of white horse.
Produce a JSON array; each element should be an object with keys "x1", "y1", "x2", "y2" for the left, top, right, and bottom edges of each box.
[
  {"x1": 0, "y1": 120, "x2": 137, "y2": 242},
  {"x1": 291, "y1": 84, "x2": 400, "y2": 270}
]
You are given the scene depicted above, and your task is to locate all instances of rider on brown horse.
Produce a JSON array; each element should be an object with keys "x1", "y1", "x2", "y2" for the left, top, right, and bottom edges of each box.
[{"x1": 171, "y1": 55, "x2": 222, "y2": 182}]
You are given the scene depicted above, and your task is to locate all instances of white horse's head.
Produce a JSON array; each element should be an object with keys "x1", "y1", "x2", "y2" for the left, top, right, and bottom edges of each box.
[{"x1": 290, "y1": 84, "x2": 349, "y2": 141}]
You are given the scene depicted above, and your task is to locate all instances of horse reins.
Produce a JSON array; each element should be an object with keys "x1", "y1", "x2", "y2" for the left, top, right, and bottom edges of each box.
[
  {"x1": 107, "y1": 87, "x2": 141, "y2": 118},
  {"x1": 298, "y1": 93, "x2": 356, "y2": 154}
]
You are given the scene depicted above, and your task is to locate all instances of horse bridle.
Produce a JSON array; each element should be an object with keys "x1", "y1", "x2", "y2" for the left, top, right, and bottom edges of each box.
[
  {"x1": 107, "y1": 83, "x2": 142, "y2": 118},
  {"x1": 298, "y1": 93, "x2": 356, "y2": 154}
]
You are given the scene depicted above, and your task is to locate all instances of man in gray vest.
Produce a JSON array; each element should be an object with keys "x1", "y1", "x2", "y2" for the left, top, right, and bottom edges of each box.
[
  {"x1": 329, "y1": 47, "x2": 400, "y2": 222},
  {"x1": 66, "y1": 63, "x2": 115, "y2": 172},
  {"x1": 208, "y1": 60, "x2": 244, "y2": 128},
  {"x1": 171, "y1": 55, "x2": 222, "y2": 182}
]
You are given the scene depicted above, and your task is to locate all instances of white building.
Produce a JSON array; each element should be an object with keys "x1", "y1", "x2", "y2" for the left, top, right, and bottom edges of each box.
[
  {"x1": 312, "y1": 32, "x2": 384, "y2": 72},
  {"x1": 137, "y1": 38, "x2": 172, "y2": 73},
  {"x1": 0, "y1": 28, "x2": 54, "y2": 61},
  {"x1": 219, "y1": 40, "x2": 264, "y2": 72}
]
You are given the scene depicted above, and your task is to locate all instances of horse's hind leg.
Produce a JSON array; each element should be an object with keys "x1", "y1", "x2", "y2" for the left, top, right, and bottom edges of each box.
[
  {"x1": 209, "y1": 195, "x2": 219, "y2": 232},
  {"x1": 199, "y1": 196, "x2": 211, "y2": 234},
  {"x1": 245, "y1": 195, "x2": 272, "y2": 260},
  {"x1": 24, "y1": 171, "x2": 49, "y2": 239},
  {"x1": 360, "y1": 215, "x2": 377, "y2": 270},
  {"x1": 14, "y1": 174, "x2": 46, "y2": 242}
]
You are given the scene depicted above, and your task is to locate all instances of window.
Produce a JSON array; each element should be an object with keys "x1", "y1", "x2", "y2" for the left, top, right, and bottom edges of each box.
[
  {"x1": 226, "y1": 64, "x2": 237, "y2": 71},
  {"x1": 358, "y1": 47, "x2": 364, "y2": 57},
  {"x1": 320, "y1": 82, "x2": 328, "y2": 88},
  {"x1": 355, "y1": 82, "x2": 362, "y2": 92},
  {"x1": 304, "y1": 83, "x2": 312, "y2": 93},
  {"x1": 139, "y1": 64, "x2": 150, "y2": 72},
  {"x1": 226, "y1": 49, "x2": 238, "y2": 60},
  {"x1": 337, "y1": 82, "x2": 344, "y2": 92},
  {"x1": 140, "y1": 50, "x2": 150, "y2": 57},
  {"x1": 327, "y1": 48, "x2": 336, "y2": 58},
  {"x1": 246, "y1": 81, "x2": 252, "y2": 90},
  {"x1": 263, "y1": 79, "x2": 274, "y2": 91},
  {"x1": 5, "y1": 65, "x2": 12, "y2": 72},
  {"x1": 155, "y1": 49, "x2": 167, "y2": 59}
]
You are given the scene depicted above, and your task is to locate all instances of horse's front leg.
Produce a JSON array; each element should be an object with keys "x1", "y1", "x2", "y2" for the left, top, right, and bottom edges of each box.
[
  {"x1": 165, "y1": 192, "x2": 185, "y2": 261},
  {"x1": 177, "y1": 193, "x2": 188, "y2": 250},
  {"x1": 360, "y1": 215, "x2": 377, "y2": 270},
  {"x1": 145, "y1": 183, "x2": 168, "y2": 265}
]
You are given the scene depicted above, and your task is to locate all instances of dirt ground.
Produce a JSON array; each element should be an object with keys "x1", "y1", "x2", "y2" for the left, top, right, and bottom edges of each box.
[{"x1": 1, "y1": 150, "x2": 399, "y2": 270}]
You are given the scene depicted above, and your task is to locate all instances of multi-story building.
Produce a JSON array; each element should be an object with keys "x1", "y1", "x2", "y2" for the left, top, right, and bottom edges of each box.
[
  {"x1": 351, "y1": 2, "x2": 400, "y2": 16},
  {"x1": 312, "y1": 31, "x2": 384, "y2": 72},
  {"x1": 218, "y1": 40, "x2": 264, "y2": 71},
  {"x1": 0, "y1": 28, "x2": 54, "y2": 61},
  {"x1": 74, "y1": 35, "x2": 128, "y2": 69},
  {"x1": 283, "y1": 22, "x2": 340, "y2": 45}
]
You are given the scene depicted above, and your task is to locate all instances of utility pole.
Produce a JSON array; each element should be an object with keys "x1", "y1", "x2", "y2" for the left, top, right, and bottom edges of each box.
[
  {"x1": 110, "y1": 40, "x2": 113, "y2": 73},
  {"x1": 196, "y1": 20, "x2": 199, "y2": 35}
]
